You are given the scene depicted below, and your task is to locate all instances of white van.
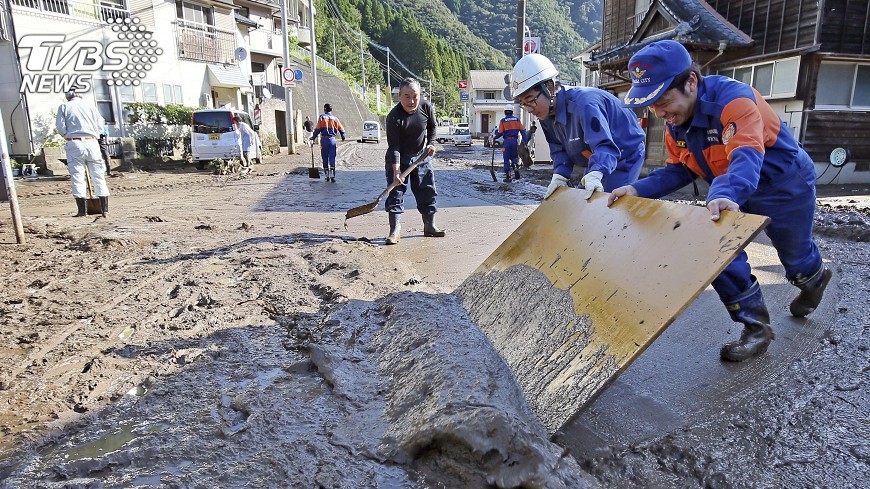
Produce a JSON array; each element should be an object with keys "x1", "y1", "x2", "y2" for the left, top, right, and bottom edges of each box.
[
  {"x1": 452, "y1": 127, "x2": 472, "y2": 146},
  {"x1": 361, "y1": 120, "x2": 381, "y2": 143},
  {"x1": 191, "y1": 109, "x2": 262, "y2": 170}
]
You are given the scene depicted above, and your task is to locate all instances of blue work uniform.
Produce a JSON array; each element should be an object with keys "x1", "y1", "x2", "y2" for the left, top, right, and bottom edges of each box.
[
  {"x1": 311, "y1": 111, "x2": 346, "y2": 171},
  {"x1": 631, "y1": 75, "x2": 823, "y2": 306},
  {"x1": 493, "y1": 115, "x2": 528, "y2": 174},
  {"x1": 539, "y1": 86, "x2": 646, "y2": 190}
]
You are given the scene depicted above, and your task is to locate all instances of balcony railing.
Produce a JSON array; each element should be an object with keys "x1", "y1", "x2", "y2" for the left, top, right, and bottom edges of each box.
[
  {"x1": 175, "y1": 19, "x2": 236, "y2": 65},
  {"x1": 11, "y1": 0, "x2": 129, "y2": 23}
]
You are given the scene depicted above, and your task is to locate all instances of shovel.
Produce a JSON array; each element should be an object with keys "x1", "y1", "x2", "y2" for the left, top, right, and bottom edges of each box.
[
  {"x1": 518, "y1": 142, "x2": 534, "y2": 168},
  {"x1": 344, "y1": 150, "x2": 433, "y2": 228},
  {"x1": 84, "y1": 167, "x2": 102, "y2": 215},
  {"x1": 489, "y1": 145, "x2": 497, "y2": 182},
  {"x1": 308, "y1": 142, "x2": 320, "y2": 179}
]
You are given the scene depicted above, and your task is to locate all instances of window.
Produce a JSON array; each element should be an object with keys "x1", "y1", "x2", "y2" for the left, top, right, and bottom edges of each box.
[
  {"x1": 174, "y1": 85, "x2": 183, "y2": 105},
  {"x1": 816, "y1": 62, "x2": 870, "y2": 108},
  {"x1": 163, "y1": 83, "x2": 174, "y2": 104},
  {"x1": 718, "y1": 56, "x2": 799, "y2": 98},
  {"x1": 94, "y1": 80, "x2": 115, "y2": 123},
  {"x1": 176, "y1": 1, "x2": 213, "y2": 25},
  {"x1": 118, "y1": 85, "x2": 136, "y2": 103},
  {"x1": 483, "y1": 91, "x2": 496, "y2": 100},
  {"x1": 143, "y1": 83, "x2": 158, "y2": 103}
]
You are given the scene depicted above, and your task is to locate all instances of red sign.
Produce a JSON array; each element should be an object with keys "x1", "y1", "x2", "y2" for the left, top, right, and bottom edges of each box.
[
  {"x1": 523, "y1": 37, "x2": 541, "y2": 55},
  {"x1": 458, "y1": 80, "x2": 467, "y2": 89}
]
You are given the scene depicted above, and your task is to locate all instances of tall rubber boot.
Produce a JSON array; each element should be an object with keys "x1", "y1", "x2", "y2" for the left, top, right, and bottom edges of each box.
[
  {"x1": 99, "y1": 196, "x2": 109, "y2": 218},
  {"x1": 789, "y1": 266, "x2": 832, "y2": 318},
  {"x1": 422, "y1": 213, "x2": 445, "y2": 237},
  {"x1": 514, "y1": 165, "x2": 521, "y2": 180},
  {"x1": 504, "y1": 172, "x2": 512, "y2": 183},
  {"x1": 721, "y1": 279, "x2": 774, "y2": 362},
  {"x1": 385, "y1": 213, "x2": 401, "y2": 245},
  {"x1": 74, "y1": 198, "x2": 87, "y2": 217}
]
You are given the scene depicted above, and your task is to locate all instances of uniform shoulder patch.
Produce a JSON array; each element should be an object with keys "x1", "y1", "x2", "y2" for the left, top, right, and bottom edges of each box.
[
  {"x1": 675, "y1": 139, "x2": 687, "y2": 148},
  {"x1": 722, "y1": 122, "x2": 737, "y2": 145}
]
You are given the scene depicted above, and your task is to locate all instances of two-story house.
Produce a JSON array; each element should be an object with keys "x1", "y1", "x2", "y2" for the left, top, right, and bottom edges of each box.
[
  {"x1": 585, "y1": 0, "x2": 870, "y2": 184},
  {"x1": 468, "y1": 70, "x2": 514, "y2": 137}
]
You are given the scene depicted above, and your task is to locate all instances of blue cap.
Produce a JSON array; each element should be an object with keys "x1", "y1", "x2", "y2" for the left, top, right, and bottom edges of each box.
[{"x1": 623, "y1": 40, "x2": 692, "y2": 108}]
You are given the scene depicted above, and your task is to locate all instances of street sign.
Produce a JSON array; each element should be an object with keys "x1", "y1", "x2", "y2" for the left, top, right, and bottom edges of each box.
[
  {"x1": 460, "y1": 91, "x2": 469, "y2": 102},
  {"x1": 294, "y1": 69, "x2": 303, "y2": 81},
  {"x1": 523, "y1": 37, "x2": 541, "y2": 55},
  {"x1": 458, "y1": 80, "x2": 467, "y2": 89},
  {"x1": 282, "y1": 68, "x2": 296, "y2": 87}
]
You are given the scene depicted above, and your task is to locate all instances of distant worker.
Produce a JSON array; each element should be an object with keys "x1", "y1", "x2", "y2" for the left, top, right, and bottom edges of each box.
[
  {"x1": 233, "y1": 115, "x2": 256, "y2": 175},
  {"x1": 310, "y1": 103, "x2": 346, "y2": 182},
  {"x1": 511, "y1": 53, "x2": 646, "y2": 199},
  {"x1": 55, "y1": 90, "x2": 110, "y2": 218},
  {"x1": 384, "y1": 77, "x2": 445, "y2": 245},
  {"x1": 303, "y1": 115, "x2": 314, "y2": 145},
  {"x1": 608, "y1": 40, "x2": 831, "y2": 362},
  {"x1": 98, "y1": 127, "x2": 113, "y2": 177},
  {"x1": 492, "y1": 104, "x2": 528, "y2": 182}
]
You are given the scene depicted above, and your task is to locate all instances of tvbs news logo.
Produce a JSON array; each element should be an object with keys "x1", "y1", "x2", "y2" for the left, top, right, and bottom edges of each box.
[{"x1": 18, "y1": 16, "x2": 162, "y2": 94}]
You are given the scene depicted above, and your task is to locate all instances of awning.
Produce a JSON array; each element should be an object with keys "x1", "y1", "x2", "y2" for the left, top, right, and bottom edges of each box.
[{"x1": 207, "y1": 64, "x2": 250, "y2": 88}]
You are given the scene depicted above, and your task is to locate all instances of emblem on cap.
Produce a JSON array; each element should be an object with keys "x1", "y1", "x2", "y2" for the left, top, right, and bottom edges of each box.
[{"x1": 630, "y1": 66, "x2": 646, "y2": 80}]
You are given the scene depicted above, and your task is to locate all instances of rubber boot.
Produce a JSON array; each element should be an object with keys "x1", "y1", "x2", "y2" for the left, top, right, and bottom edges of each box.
[
  {"x1": 331, "y1": 168, "x2": 336, "y2": 182},
  {"x1": 514, "y1": 167, "x2": 521, "y2": 180},
  {"x1": 74, "y1": 198, "x2": 87, "y2": 217},
  {"x1": 789, "y1": 266, "x2": 832, "y2": 318},
  {"x1": 99, "y1": 196, "x2": 109, "y2": 218},
  {"x1": 385, "y1": 213, "x2": 401, "y2": 245},
  {"x1": 504, "y1": 172, "x2": 512, "y2": 183},
  {"x1": 721, "y1": 279, "x2": 774, "y2": 362},
  {"x1": 422, "y1": 213, "x2": 445, "y2": 237}
]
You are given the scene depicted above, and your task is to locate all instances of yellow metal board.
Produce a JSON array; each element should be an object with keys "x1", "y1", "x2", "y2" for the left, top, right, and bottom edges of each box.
[{"x1": 456, "y1": 188, "x2": 769, "y2": 434}]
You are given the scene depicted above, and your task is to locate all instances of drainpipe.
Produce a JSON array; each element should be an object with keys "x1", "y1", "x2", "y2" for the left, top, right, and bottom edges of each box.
[{"x1": 701, "y1": 41, "x2": 729, "y2": 70}]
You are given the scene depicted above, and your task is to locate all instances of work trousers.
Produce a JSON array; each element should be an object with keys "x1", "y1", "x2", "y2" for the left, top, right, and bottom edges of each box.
[
  {"x1": 384, "y1": 154, "x2": 438, "y2": 215},
  {"x1": 319, "y1": 137, "x2": 337, "y2": 170},
  {"x1": 66, "y1": 139, "x2": 109, "y2": 198},
  {"x1": 713, "y1": 170, "x2": 823, "y2": 302},
  {"x1": 502, "y1": 138, "x2": 519, "y2": 174}
]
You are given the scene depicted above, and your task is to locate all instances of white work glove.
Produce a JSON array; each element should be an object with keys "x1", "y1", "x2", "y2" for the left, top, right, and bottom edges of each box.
[
  {"x1": 543, "y1": 174, "x2": 569, "y2": 199},
  {"x1": 580, "y1": 171, "x2": 604, "y2": 200}
]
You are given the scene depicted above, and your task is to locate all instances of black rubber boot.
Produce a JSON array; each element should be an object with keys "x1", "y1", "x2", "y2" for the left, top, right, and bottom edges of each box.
[
  {"x1": 789, "y1": 266, "x2": 832, "y2": 318},
  {"x1": 74, "y1": 198, "x2": 87, "y2": 217},
  {"x1": 504, "y1": 172, "x2": 512, "y2": 183},
  {"x1": 721, "y1": 279, "x2": 774, "y2": 362},
  {"x1": 99, "y1": 196, "x2": 109, "y2": 218},
  {"x1": 385, "y1": 213, "x2": 401, "y2": 245},
  {"x1": 514, "y1": 167, "x2": 521, "y2": 180},
  {"x1": 422, "y1": 213, "x2": 445, "y2": 237}
]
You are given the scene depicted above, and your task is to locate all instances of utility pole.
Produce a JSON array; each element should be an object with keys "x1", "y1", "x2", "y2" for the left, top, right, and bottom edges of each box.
[
  {"x1": 309, "y1": 0, "x2": 319, "y2": 122},
  {"x1": 332, "y1": 30, "x2": 336, "y2": 68},
  {"x1": 515, "y1": 0, "x2": 526, "y2": 63},
  {"x1": 360, "y1": 31, "x2": 366, "y2": 103},
  {"x1": 280, "y1": 0, "x2": 295, "y2": 154},
  {"x1": 386, "y1": 47, "x2": 391, "y2": 107},
  {"x1": 0, "y1": 110, "x2": 25, "y2": 244}
]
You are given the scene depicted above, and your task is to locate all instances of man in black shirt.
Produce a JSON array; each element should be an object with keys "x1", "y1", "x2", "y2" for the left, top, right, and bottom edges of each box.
[{"x1": 384, "y1": 78, "x2": 445, "y2": 245}]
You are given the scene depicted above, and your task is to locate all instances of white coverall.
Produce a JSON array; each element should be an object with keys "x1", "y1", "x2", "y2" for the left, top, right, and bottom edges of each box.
[{"x1": 55, "y1": 97, "x2": 109, "y2": 198}]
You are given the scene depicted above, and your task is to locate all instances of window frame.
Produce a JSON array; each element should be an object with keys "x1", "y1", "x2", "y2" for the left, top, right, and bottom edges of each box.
[
  {"x1": 815, "y1": 61, "x2": 870, "y2": 110},
  {"x1": 717, "y1": 56, "x2": 800, "y2": 99}
]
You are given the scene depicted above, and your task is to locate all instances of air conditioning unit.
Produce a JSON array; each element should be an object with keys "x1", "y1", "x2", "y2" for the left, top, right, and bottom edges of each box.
[{"x1": 202, "y1": 93, "x2": 213, "y2": 107}]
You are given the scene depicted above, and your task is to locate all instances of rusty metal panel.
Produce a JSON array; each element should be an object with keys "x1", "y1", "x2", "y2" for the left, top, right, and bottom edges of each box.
[{"x1": 456, "y1": 188, "x2": 770, "y2": 434}]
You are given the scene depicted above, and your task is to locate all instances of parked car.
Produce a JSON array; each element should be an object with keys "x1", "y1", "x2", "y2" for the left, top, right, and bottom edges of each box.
[
  {"x1": 361, "y1": 120, "x2": 381, "y2": 142},
  {"x1": 191, "y1": 109, "x2": 262, "y2": 170},
  {"x1": 453, "y1": 127, "x2": 472, "y2": 146}
]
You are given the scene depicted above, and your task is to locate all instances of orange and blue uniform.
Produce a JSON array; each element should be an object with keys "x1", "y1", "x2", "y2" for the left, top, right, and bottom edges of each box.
[
  {"x1": 632, "y1": 75, "x2": 822, "y2": 302},
  {"x1": 493, "y1": 114, "x2": 527, "y2": 174},
  {"x1": 311, "y1": 111, "x2": 346, "y2": 171}
]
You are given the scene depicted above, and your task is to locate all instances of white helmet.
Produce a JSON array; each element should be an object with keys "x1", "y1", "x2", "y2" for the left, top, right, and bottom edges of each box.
[
  {"x1": 504, "y1": 104, "x2": 514, "y2": 112},
  {"x1": 511, "y1": 53, "x2": 559, "y2": 100}
]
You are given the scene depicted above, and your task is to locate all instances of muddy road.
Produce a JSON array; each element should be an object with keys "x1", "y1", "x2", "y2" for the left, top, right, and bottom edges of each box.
[{"x1": 0, "y1": 140, "x2": 867, "y2": 488}]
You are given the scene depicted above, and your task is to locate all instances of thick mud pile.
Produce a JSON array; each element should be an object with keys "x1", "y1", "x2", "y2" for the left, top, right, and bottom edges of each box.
[{"x1": 0, "y1": 229, "x2": 594, "y2": 488}]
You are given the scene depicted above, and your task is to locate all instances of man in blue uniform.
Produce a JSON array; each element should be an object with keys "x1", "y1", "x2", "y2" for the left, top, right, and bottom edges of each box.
[
  {"x1": 492, "y1": 104, "x2": 528, "y2": 182},
  {"x1": 511, "y1": 53, "x2": 646, "y2": 199},
  {"x1": 609, "y1": 40, "x2": 831, "y2": 362},
  {"x1": 310, "y1": 103, "x2": 346, "y2": 182}
]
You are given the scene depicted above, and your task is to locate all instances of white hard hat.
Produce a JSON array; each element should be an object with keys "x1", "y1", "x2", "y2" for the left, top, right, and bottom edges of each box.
[
  {"x1": 511, "y1": 54, "x2": 559, "y2": 100},
  {"x1": 504, "y1": 104, "x2": 514, "y2": 112}
]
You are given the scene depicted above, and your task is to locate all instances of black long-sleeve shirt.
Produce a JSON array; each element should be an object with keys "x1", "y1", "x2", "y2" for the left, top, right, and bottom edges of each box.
[{"x1": 385, "y1": 100, "x2": 436, "y2": 165}]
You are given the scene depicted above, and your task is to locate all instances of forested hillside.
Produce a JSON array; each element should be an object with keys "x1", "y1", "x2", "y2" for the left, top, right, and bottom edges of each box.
[{"x1": 314, "y1": 0, "x2": 602, "y2": 116}]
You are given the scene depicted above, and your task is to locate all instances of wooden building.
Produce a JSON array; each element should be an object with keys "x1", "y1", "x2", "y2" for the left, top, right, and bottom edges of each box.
[{"x1": 585, "y1": 0, "x2": 870, "y2": 184}]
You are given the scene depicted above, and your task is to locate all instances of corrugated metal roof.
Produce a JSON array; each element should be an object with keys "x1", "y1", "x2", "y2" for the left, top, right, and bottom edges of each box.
[{"x1": 469, "y1": 70, "x2": 510, "y2": 89}]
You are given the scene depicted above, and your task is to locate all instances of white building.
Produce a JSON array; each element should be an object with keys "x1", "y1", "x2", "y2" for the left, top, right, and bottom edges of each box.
[
  {"x1": 467, "y1": 69, "x2": 513, "y2": 138},
  {"x1": 0, "y1": 0, "x2": 312, "y2": 156}
]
